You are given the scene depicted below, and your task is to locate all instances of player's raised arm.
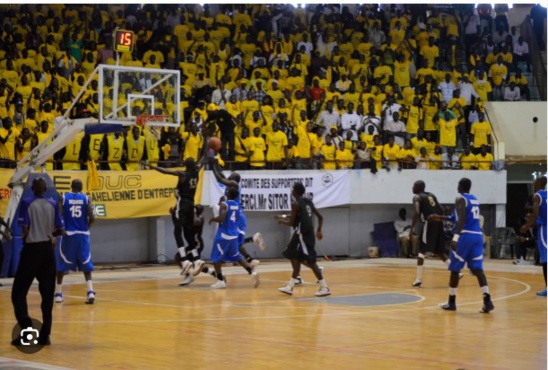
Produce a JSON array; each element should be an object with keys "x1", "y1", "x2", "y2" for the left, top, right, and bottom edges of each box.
[
  {"x1": 142, "y1": 161, "x2": 185, "y2": 177},
  {"x1": 211, "y1": 159, "x2": 238, "y2": 187}
]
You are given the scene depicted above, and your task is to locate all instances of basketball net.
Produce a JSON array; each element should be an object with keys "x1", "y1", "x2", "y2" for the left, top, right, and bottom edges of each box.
[{"x1": 136, "y1": 114, "x2": 169, "y2": 141}]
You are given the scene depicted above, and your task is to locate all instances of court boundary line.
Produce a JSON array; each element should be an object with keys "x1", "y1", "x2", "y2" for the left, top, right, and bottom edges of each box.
[{"x1": 0, "y1": 272, "x2": 532, "y2": 325}]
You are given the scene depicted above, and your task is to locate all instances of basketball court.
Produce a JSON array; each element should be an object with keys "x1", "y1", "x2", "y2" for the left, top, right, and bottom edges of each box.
[{"x1": 0, "y1": 258, "x2": 545, "y2": 369}]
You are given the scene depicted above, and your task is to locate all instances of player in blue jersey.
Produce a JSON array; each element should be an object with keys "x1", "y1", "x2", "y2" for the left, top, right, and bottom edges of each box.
[
  {"x1": 211, "y1": 160, "x2": 266, "y2": 269},
  {"x1": 520, "y1": 175, "x2": 547, "y2": 296},
  {"x1": 208, "y1": 186, "x2": 259, "y2": 289},
  {"x1": 0, "y1": 192, "x2": 12, "y2": 287},
  {"x1": 55, "y1": 179, "x2": 96, "y2": 304},
  {"x1": 430, "y1": 178, "x2": 494, "y2": 313}
]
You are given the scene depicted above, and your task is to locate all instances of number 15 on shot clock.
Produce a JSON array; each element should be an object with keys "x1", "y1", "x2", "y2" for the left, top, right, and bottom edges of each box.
[{"x1": 114, "y1": 29, "x2": 135, "y2": 53}]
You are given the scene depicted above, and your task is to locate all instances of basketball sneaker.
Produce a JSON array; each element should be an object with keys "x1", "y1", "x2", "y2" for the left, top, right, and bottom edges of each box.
[
  {"x1": 211, "y1": 280, "x2": 227, "y2": 289},
  {"x1": 439, "y1": 302, "x2": 457, "y2": 311},
  {"x1": 278, "y1": 284, "x2": 293, "y2": 295},
  {"x1": 458, "y1": 272, "x2": 464, "y2": 279},
  {"x1": 536, "y1": 290, "x2": 547, "y2": 297},
  {"x1": 412, "y1": 279, "x2": 422, "y2": 288},
  {"x1": 479, "y1": 299, "x2": 495, "y2": 313},
  {"x1": 251, "y1": 271, "x2": 260, "y2": 288},
  {"x1": 86, "y1": 291, "x2": 95, "y2": 304},
  {"x1": 54, "y1": 293, "x2": 63, "y2": 303},
  {"x1": 192, "y1": 260, "x2": 205, "y2": 276},
  {"x1": 315, "y1": 286, "x2": 331, "y2": 297},
  {"x1": 180, "y1": 260, "x2": 192, "y2": 276},
  {"x1": 294, "y1": 276, "x2": 304, "y2": 285},
  {"x1": 253, "y1": 232, "x2": 266, "y2": 250},
  {"x1": 249, "y1": 259, "x2": 260, "y2": 269},
  {"x1": 179, "y1": 274, "x2": 195, "y2": 286}
]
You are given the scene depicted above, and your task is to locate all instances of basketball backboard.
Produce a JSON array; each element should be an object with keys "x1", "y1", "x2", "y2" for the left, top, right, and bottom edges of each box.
[{"x1": 97, "y1": 65, "x2": 180, "y2": 127}]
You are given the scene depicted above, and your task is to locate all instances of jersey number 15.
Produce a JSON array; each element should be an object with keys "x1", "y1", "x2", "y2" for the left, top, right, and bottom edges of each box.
[{"x1": 70, "y1": 205, "x2": 82, "y2": 218}]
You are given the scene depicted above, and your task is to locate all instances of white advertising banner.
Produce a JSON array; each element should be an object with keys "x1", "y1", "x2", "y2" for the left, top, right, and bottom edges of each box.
[{"x1": 209, "y1": 171, "x2": 350, "y2": 211}]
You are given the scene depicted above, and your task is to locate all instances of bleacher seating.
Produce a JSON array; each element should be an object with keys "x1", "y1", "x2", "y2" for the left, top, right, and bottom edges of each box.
[{"x1": 0, "y1": 4, "x2": 544, "y2": 172}]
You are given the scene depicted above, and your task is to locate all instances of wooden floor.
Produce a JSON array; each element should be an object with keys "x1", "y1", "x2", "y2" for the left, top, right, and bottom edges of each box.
[{"x1": 0, "y1": 258, "x2": 546, "y2": 370}]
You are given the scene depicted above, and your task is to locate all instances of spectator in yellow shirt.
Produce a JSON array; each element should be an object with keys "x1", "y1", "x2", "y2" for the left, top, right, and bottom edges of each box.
[
  {"x1": 488, "y1": 55, "x2": 508, "y2": 100},
  {"x1": 394, "y1": 54, "x2": 411, "y2": 88},
  {"x1": 470, "y1": 112, "x2": 492, "y2": 154},
  {"x1": 476, "y1": 145, "x2": 494, "y2": 170},
  {"x1": 373, "y1": 59, "x2": 393, "y2": 85},
  {"x1": 335, "y1": 141, "x2": 354, "y2": 169},
  {"x1": 320, "y1": 134, "x2": 337, "y2": 170},
  {"x1": 226, "y1": 95, "x2": 242, "y2": 119},
  {"x1": 0, "y1": 118, "x2": 21, "y2": 168},
  {"x1": 438, "y1": 111, "x2": 459, "y2": 150},
  {"x1": 265, "y1": 123, "x2": 288, "y2": 169},
  {"x1": 399, "y1": 139, "x2": 415, "y2": 170},
  {"x1": 248, "y1": 127, "x2": 266, "y2": 169},
  {"x1": 369, "y1": 135, "x2": 383, "y2": 170},
  {"x1": 234, "y1": 127, "x2": 252, "y2": 171},
  {"x1": 429, "y1": 146, "x2": 443, "y2": 170},
  {"x1": 181, "y1": 124, "x2": 204, "y2": 162},
  {"x1": 293, "y1": 122, "x2": 315, "y2": 169},
  {"x1": 383, "y1": 135, "x2": 401, "y2": 170},
  {"x1": 473, "y1": 71, "x2": 493, "y2": 102},
  {"x1": 510, "y1": 68, "x2": 530, "y2": 101},
  {"x1": 415, "y1": 147, "x2": 432, "y2": 170},
  {"x1": 420, "y1": 37, "x2": 439, "y2": 69},
  {"x1": 459, "y1": 146, "x2": 478, "y2": 170}
]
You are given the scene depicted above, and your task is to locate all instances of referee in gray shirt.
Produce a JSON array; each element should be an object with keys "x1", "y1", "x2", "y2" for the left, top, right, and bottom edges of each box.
[{"x1": 11, "y1": 177, "x2": 65, "y2": 346}]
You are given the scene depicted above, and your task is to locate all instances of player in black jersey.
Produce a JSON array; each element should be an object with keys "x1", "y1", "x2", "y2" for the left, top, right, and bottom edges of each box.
[
  {"x1": 276, "y1": 182, "x2": 330, "y2": 297},
  {"x1": 143, "y1": 158, "x2": 203, "y2": 279},
  {"x1": 409, "y1": 180, "x2": 462, "y2": 287},
  {"x1": 177, "y1": 204, "x2": 207, "y2": 286}
]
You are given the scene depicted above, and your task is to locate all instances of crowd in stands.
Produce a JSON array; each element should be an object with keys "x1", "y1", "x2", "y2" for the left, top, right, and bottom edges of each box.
[{"x1": 0, "y1": 4, "x2": 539, "y2": 172}]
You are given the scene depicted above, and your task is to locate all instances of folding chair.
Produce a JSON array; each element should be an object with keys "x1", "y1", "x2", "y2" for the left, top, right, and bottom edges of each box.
[{"x1": 492, "y1": 227, "x2": 518, "y2": 259}]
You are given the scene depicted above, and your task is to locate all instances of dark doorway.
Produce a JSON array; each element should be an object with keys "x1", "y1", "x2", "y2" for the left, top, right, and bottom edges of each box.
[{"x1": 506, "y1": 184, "x2": 530, "y2": 230}]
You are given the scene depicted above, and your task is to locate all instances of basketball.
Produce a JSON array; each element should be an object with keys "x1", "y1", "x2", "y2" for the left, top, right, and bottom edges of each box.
[{"x1": 208, "y1": 137, "x2": 222, "y2": 151}]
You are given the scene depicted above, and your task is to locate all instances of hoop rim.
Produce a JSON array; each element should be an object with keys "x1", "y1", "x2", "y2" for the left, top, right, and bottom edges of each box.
[{"x1": 136, "y1": 114, "x2": 170, "y2": 127}]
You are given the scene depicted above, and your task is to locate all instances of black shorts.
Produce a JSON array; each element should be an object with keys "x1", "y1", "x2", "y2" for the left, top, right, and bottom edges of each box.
[
  {"x1": 282, "y1": 232, "x2": 317, "y2": 264},
  {"x1": 419, "y1": 221, "x2": 446, "y2": 255},
  {"x1": 173, "y1": 198, "x2": 194, "y2": 227}
]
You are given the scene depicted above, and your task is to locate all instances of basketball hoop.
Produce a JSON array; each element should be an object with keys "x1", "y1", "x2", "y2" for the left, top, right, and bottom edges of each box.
[
  {"x1": 136, "y1": 114, "x2": 170, "y2": 127},
  {"x1": 136, "y1": 114, "x2": 169, "y2": 140}
]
